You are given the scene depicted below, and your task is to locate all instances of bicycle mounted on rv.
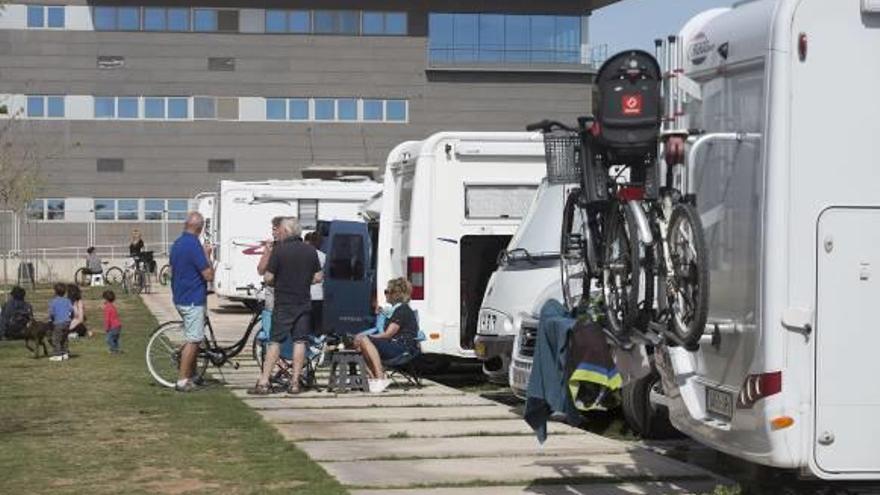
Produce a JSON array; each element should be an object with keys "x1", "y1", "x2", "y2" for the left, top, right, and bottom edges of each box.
[{"x1": 527, "y1": 49, "x2": 709, "y2": 351}]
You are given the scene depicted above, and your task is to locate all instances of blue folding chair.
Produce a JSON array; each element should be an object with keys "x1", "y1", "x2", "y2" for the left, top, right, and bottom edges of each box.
[
  {"x1": 358, "y1": 310, "x2": 425, "y2": 389},
  {"x1": 255, "y1": 309, "x2": 326, "y2": 390}
]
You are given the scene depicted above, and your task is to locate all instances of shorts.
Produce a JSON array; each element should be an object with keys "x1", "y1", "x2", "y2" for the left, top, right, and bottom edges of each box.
[
  {"x1": 369, "y1": 337, "x2": 410, "y2": 361},
  {"x1": 271, "y1": 304, "x2": 312, "y2": 344},
  {"x1": 259, "y1": 308, "x2": 272, "y2": 341},
  {"x1": 311, "y1": 300, "x2": 324, "y2": 334},
  {"x1": 176, "y1": 304, "x2": 206, "y2": 343}
]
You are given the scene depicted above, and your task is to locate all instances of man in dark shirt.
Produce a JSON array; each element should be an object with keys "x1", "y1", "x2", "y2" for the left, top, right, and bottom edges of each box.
[{"x1": 249, "y1": 217, "x2": 322, "y2": 395}]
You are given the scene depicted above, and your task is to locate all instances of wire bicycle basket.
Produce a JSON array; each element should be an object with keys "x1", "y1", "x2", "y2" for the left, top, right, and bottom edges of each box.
[{"x1": 543, "y1": 131, "x2": 583, "y2": 184}]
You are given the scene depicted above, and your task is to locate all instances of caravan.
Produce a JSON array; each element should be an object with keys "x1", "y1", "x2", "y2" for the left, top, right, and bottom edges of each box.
[
  {"x1": 214, "y1": 179, "x2": 381, "y2": 304},
  {"x1": 376, "y1": 132, "x2": 546, "y2": 363},
  {"x1": 656, "y1": 0, "x2": 880, "y2": 479}
]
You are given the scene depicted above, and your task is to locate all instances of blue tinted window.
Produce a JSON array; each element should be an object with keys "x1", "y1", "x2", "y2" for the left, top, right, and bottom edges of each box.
[
  {"x1": 362, "y1": 12, "x2": 383, "y2": 35},
  {"x1": 428, "y1": 14, "x2": 453, "y2": 62},
  {"x1": 266, "y1": 99, "x2": 286, "y2": 120},
  {"x1": 313, "y1": 11, "x2": 334, "y2": 34},
  {"x1": 339, "y1": 11, "x2": 359, "y2": 34},
  {"x1": 386, "y1": 100, "x2": 406, "y2": 122},
  {"x1": 143, "y1": 8, "x2": 166, "y2": 31},
  {"x1": 290, "y1": 11, "x2": 309, "y2": 33},
  {"x1": 47, "y1": 96, "x2": 64, "y2": 117},
  {"x1": 118, "y1": 97, "x2": 139, "y2": 118},
  {"x1": 47, "y1": 6, "x2": 65, "y2": 28},
  {"x1": 555, "y1": 16, "x2": 580, "y2": 63},
  {"x1": 118, "y1": 199, "x2": 139, "y2": 220},
  {"x1": 94, "y1": 97, "x2": 115, "y2": 118},
  {"x1": 167, "y1": 98, "x2": 188, "y2": 119},
  {"x1": 167, "y1": 199, "x2": 188, "y2": 220},
  {"x1": 167, "y1": 8, "x2": 189, "y2": 31},
  {"x1": 289, "y1": 99, "x2": 308, "y2": 120},
  {"x1": 144, "y1": 98, "x2": 165, "y2": 119},
  {"x1": 504, "y1": 16, "x2": 530, "y2": 62},
  {"x1": 314, "y1": 99, "x2": 335, "y2": 120},
  {"x1": 530, "y1": 15, "x2": 555, "y2": 63},
  {"x1": 94, "y1": 199, "x2": 115, "y2": 221},
  {"x1": 453, "y1": 14, "x2": 478, "y2": 62},
  {"x1": 386, "y1": 13, "x2": 407, "y2": 35},
  {"x1": 193, "y1": 9, "x2": 217, "y2": 32},
  {"x1": 27, "y1": 6, "x2": 44, "y2": 28},
  {"x1": 117, "y1": 7, "x2": 139, "y2": 31},
  {"x1": 338, "y1": 99, "x2": 357, "y2": 121},
  {"x1": 265, "y1": 10, "x2": 287, "y2": 33},
  {"x1": 93, "y1": 7, "x2": 115, "y2": 30},
  {"x1": 27, "y1": 96, "x2": 44, "y2": 117},
  {"x1": 478, "y1": 14, "x2": 504, "y2": 62},
  {"x1": 363, "y1": 100, "x2": 383, "y2": 121}
]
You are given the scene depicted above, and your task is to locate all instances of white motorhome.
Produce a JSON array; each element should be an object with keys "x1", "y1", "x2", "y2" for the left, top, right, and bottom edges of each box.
[
  {"x1": 376, "y1": 132, "x2": 546, "y2": 362},
  {"x1": 476, "y1": 179, "x2": 573, "y2": 383},
  {"x1": 655, "y1": 0, "x2": 880, "y2": 479},
  {"x1": 214, "y1": 178, "x2": 381, "y2": 303},
  {"x1": 194, "y1": 191, "x2": 218, "y2": 247}
]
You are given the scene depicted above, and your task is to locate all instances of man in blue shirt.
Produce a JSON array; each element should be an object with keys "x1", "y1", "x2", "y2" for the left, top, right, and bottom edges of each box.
[{"x1": 170, "y1": 212, "x2": 214, "y2": 392}]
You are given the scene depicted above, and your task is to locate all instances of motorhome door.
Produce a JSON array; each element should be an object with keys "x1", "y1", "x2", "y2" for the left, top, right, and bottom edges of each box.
[{"x1": 322, "y1": 221, "x2": 374, "y2": 335}]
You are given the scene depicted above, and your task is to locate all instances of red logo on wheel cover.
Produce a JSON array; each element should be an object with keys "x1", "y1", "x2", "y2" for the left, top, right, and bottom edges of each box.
[{"x1": 622, "y1": 94, "x2": 643, "y2": 116}]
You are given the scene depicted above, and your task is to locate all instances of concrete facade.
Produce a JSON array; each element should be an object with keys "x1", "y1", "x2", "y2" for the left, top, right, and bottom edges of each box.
[{"x1": 0, "y1": 0, "x2": 616, "y2": 253}]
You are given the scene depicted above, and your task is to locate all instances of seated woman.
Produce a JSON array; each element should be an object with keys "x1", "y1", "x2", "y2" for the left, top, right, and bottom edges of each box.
[{"x1": 354, "y1": 277, "x2": 419, "y2": 393}]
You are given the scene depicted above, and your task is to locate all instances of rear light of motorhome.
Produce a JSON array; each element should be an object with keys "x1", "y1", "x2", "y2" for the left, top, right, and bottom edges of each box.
[
  {"x1": 736, "y1": 371, "x2": 782, "y2": 409},
  {"x1": 407, "y1": 256, "x2": 425, "y2": 300},
  {"x1": 770, "y1": 416, "x2": 795, "y2": 431}
]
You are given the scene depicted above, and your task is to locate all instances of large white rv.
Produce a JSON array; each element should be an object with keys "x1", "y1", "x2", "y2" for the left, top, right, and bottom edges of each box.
[
  {"x1": 656, "y1": 0, "x2": 880, "y2": 480},
  {"x1": 214, "y1": 179, "x2": 381, "y2": 303},
  {"x1": 194, "y1": 191, "x2": 218, "y2": 246},
  {"x1": 376, "y1": 132, "x2": 546, "y2": 361}
]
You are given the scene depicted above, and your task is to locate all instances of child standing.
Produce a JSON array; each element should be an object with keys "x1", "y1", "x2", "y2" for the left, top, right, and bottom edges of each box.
[
  {"x1": 102, "y1": 290, "x2": 121, "y2": 354},
  {"x1": 48, "y1": 283, "x2": 73, "y2": 361}
]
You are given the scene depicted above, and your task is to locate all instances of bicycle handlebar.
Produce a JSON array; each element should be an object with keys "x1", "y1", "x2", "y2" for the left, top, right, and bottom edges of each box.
[{"x1": 526, "y1": 119, "x2": 576, "y2": 133}]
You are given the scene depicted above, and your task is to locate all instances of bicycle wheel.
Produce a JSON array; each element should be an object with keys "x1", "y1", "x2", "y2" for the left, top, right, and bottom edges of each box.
[
  {"x1": 105, "y1": 266, "x2": 124, "y2": 285},
  {"x1": 133, "y1": 270, "x2": 146, "y2": 295},
  {"x1": 74, "y1": 268, "x2": 88, "y2": 286},
  {"x1": 145, "y1": 321, "x2": 209, "y2": 388},
  {"x1": 159, "y1": 265, "x2": 171, "y2": 286},
  {"x1": 665, "y1": 203, "x2": 710, "y2": 347},
  {"x1": 602, "y1": 202, "x2": 642, "y2": 338},
  {"x1": 560, "y1": 189, "x2": 590, "y2": 311}
]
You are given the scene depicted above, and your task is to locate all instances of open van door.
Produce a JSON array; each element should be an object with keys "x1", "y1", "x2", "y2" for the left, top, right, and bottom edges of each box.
[
  {"x1": 322, "y1": 221, "x2": 374, "y2": 335},
  {"x1": 815, "y1": 208, "x2": 880, "y2": 475}
]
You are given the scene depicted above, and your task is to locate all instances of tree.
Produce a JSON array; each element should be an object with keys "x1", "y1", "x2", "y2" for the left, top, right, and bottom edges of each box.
[{"x1": 0, "y1": 110, "x2": 46, "y2": 214}]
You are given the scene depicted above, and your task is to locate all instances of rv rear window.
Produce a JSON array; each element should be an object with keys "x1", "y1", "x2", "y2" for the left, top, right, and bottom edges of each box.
[
  {"x1": 464, "y1": 185, "x2": 536, "y2": 219},
  {"x1": 328, "y1": 234, "x2": 365, "y2": 281}
]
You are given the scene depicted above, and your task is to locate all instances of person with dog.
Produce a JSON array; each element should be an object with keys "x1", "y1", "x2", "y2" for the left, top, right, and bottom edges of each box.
[
  {"x1": 67, "y1": 284, "x2": 91, "y2": 339},
  {"x1": 248, "y1": 217, "x2": 322, "y2": 396},
  {"x1": 169, "y1": 212, "x2": 214, "y2": 392},
  {"x1": 48, "y1": 283, "x2": 73, "y2": 361},
  {"x1": 0, "y1": 286, "x2": 33, "y2": 340},
  {"x1": 354, "y1": 277, "x2": 420, "y2": 393},
  {"x1": 102, "y1": 290, "x2": 121, "y2": 354}
]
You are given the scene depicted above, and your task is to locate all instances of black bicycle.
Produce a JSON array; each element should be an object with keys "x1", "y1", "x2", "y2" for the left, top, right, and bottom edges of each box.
[{"x1": 145, "y1": 303, "x2": 263, "y2": 388}]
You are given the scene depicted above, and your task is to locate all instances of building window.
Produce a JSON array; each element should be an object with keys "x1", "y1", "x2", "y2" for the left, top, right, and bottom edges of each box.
[
  {"x1": 265, "y1": 10, "x2": 287, "y2": 33},
  {"x1": 428, "y1": 13, "x2": 582, "y2": 65},
  {"x1": 314, "y1": 99, "x2": 335, "y2": 121},
  {"x1": 386, "y1": 100, "x2": 407, "y2": 122},
  {"x1": 362, "y1": 12, "x2": 406, "y2": 35},
  {"x1": 144, "y1": 97, "x2": 165, "y2": 119},
  {"x1": 27, "y1": 5, "x2": 65, "y2": 28},
  {"x1": 337, "y1": 99, "x2": 357, "y2": 121},
  {"x1": 290, "y1": 11, "x2": 310, "y2": 33},
  {"x1": 144, "y1": 199, "x2": 165, "y2": 220},
  {"x1": 97, "y1": 158, "x2": 124, "y2": 172},
  {"x1": 118, "y1": 7, "x2": 140, "y2": 31},
  {"x1": 289, "y1": 99, "x2": 309, "y2": 121},
  {"x1": 298, "y1": 199, "x2": 318, "y2": 230},
  {"x1": 118, "y1": 97, "x2": 139, "y2": 119},
  {"x1": 262, "y1": 97, "x2": 406, "y2": 123},
  {"x1": 363, "y1": 100, "x2": 383, "y2": 122},
  {"x1": 208, "y1": 57, "x2": 235, "y2": 71},
  {"x1": 217, "y1": 10, "x2": 239, "y2": 32},
  {"x1": 94, "y1": 199, "x2": 115, "y2": 220},
  {"x1": 26, "y1": 95, "x2": 64, "y2": 118},
  {"x1": 167, "y1": 199, "x2": 188, "y2": 221},
  {"x1": 94, "y1": 97, "x2": 115, "y2": 118},
  {"x1": 118, "y1": 199, "x2": 139, "y2": 220},
  {"x1": 193, "y1": 9, "x2": 218, "y2": 32},
  {"x1": 167, "y1": 8, "x2": 190, "y2": 31},
  {"x1": 266, "y1": 98, "x2": 286, "y2": 120},
  {"x1": 46, "y1": 199, "x2": 65, "y2": 220},
  {"x1": 314, "y1": 10, "x2": 359, "y2": 35},
  {"x1": 167, "y1": 97, "x2": 188, "y2": 119},
  {"x1": 208, "y1": 159, "x2": 235, "y2": 173},
  {"x1": 194, "y1": 97, "x2": 215, "y2": 119},
  {"x1": 26, "y1": 200, "x2": 45, "y2": 221},
  {"x1": 143, "y1": 7, "x2": 166, "y2": 31}
]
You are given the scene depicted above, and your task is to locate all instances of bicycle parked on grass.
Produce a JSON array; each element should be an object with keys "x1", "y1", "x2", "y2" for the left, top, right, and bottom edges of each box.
[{"x1": 530, "y1": 50, "x2": 709, "y2": 351}]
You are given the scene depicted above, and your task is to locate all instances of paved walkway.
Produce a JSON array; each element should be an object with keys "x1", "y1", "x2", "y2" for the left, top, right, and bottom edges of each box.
[{"x1": 142, "y1": 289, "x2": 729, "y2": 494}]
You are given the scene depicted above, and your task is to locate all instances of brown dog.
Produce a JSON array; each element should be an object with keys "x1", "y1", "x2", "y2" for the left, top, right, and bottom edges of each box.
[{"x1": 23, "y1": 320, "x2": 52, "y2": 358}]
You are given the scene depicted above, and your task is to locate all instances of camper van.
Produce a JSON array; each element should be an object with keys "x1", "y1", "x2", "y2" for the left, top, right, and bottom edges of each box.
[
  {"x1": 376, "y1": 132, "x2": 546, "y2": 362},
  {"x1": 654, "y1": 0, "x2": 880, "y2": 480},
  {"x1": 214, "y1": 179, "x2": 381, "y2": 303},
  {"x1": 475, "y1": 180, "x2": 574, "y2": 383},
  {"x1": 194, "y1": 192, "x2": 218, "y2": 247}
]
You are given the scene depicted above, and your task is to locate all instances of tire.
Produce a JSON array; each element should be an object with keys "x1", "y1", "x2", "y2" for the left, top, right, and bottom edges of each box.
[
  {"x1": 105, "y1": 266, "x2": 124, "y2": 285},
  {"x1": 602, "y1": 202, "x2": 642, "y2": 339},
  {"x1": 560, "y1": 189, "x2": 591, "y2": 311},
  {"x1": 133, "y1": 271, "x2": 146, "y2": 295},
  {"x1": 158, "y1": 265, "x2": 171, "y2": 286},
  {"x1": 666, "y1": 203, "x2": 710, "y2": 348},
  {"x1": 74, "y1": 268, "x2": 88, "y2": 287},
  {"x1": 621, "y1": 366, "x2": 680, "y2": 440},
  {"x1": 145, "y1": 321, "x2": 208, "y2": 388}
]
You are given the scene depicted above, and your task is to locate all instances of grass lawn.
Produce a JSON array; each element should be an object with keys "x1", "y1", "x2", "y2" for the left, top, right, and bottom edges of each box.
[{"x1": 0, "y1": 284, "x2": 346, "y2": 495}]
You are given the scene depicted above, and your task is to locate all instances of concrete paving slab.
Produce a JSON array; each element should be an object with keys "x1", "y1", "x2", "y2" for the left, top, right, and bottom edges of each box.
[
  {"x1": 298, "y1": 434, "x2": 629, "y2": 462},
  {"x1": 260, "y1": 405, "x2": 517, "y2": 423},
  {"x1": 349, "y1": 480, "x2": 723, "y2": 495},
  {"x1": 242, "y1": 395, "x2": 497, "y2": 410},
  {"x1": 230, "y1": 385, "x2": 464, "y2": 398},
  {"x1": 275, "y1": 419, "x2": 583, "y2": 441},
  {"x1": 323, "y1": 452, "x2": 717, "y2": 488}
]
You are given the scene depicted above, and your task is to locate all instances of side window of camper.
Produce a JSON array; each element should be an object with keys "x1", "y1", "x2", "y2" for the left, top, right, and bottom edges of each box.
[
  {"x1": 464, "y1": 185, "x2": 536, "y2": 219},
  {"x1": 328, "y1": 234, "x2": 366, "y2": 281},
  {"x1": 298, "y1": 199, "x2": 318, "y2": 230}
]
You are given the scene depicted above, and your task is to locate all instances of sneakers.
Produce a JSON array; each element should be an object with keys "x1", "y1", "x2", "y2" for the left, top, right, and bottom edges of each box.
[
  {"x1": 175, "y1": 381, "x2": 196, "y2": 393},
  {"x1": 368, "y1": 378, "x2": 391, "y2": 394},
  {"x1": 49, "y1": 355, "x2": 64, "y2": 362},
  {"x1": 62, "y1": 353, "x2": 69, "y2": 360}
]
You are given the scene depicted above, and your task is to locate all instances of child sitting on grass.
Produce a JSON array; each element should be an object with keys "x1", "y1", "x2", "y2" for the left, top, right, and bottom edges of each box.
[
  {"x1": 48, "y1": 283, "x2": 73, "y2": 361},
  {"x1": 102, "y1": 290, "x2": 121, "y2": 354}
]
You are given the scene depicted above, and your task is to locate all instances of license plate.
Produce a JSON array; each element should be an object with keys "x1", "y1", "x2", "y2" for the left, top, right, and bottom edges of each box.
[
  {"x1": 706, "y1": 387, "x2": 734, "y2": 420},
  {"x1": 512, "y1": 363, "x2": 531, "y2": 391}
]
